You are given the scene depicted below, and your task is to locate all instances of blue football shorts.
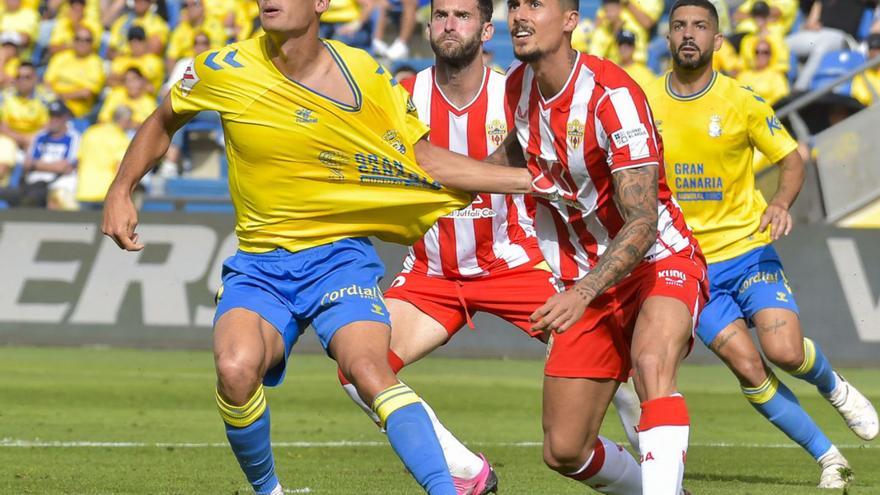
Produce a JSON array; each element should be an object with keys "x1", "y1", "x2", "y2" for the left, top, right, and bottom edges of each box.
[
  {"x1": 696, "y1": 244, "x2": 800, "y2": 347},
  {"x1": 214, "y1": 237, "x2": 391, "y2": 386}
]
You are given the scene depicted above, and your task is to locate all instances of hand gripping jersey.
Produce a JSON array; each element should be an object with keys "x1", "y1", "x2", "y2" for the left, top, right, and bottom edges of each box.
[
  {"x1": 506, "y1": 54, "x2": 699, "y2": 283},
  {"x1": 399, "y1": 67, "x2": 543, "y2": 279},
  {"x1": 644, "y1": 72, "x2": 799, "y2": 264},
  {"x1": 170, "y1": 36, "x2": 471, "y2": 253}
]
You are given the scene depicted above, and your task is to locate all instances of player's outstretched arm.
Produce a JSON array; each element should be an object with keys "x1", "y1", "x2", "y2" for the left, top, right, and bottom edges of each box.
[
  {"x1": 759, "y1": 150, "x2": 805, "y2": 240},
  {"x1": 531, "y1": 166, "x2": 659, "y2": 333},
  {"x1": 414, "y1": 138, "x2": 532, "y2": 194},
  {"x1": 102, "y1": 98, "x2": 196, "y2": 251}
]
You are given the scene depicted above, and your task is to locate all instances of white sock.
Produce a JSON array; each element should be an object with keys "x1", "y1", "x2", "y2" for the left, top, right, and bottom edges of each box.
[
  {"x1": 420, "y1": 399, "x2": 484, "y2": 479},
  {"x1": 341, "y1": 381, "x2": 483, "y2": 479},
  {"x1": 566, "y1": 436, "x2": 641, "y2": 494},
  {"x1": 612, "y1": 380, "x2": 642, "y2": 453},
  {"x1": 638, "y1": 395, "x2": 690, "y2": 495}
]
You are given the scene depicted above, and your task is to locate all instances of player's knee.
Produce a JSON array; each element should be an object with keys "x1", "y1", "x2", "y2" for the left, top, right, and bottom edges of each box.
[
  {"x1": 729, "y1": 355, "x2": 768, "y2": 387},
  {"x1": 543, "y1": 433, "x2": 592, "y2": 473},
  {"x1": 633, "y1": 351, "x2": 668, "y2": 380},
  {"x1": 766, "y1": 347, "x2": 805, "y2": 372},
  {"x1": 216, "y1": 356, "x2": 263, "y2": 405},
  {"x1": 343, "y1": 355, "x2": 394, "y2": 398}
]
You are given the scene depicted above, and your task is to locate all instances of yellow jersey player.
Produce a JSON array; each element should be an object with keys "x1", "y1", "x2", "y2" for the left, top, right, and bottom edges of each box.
[
  {"x1": 101, "y1": 1, "x2": 532, "y2": 494},
  {"x1": 646, "y1": 0, "x2": 879, "y2": 489}
]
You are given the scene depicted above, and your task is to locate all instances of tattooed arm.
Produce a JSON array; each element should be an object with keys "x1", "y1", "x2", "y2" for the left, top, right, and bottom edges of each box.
[
  {"x1": 573, "y1": 165, "x2": 659, "y2": 302},
  {"x1": 530, "y1": 165, "x2": 659, "y2": 333},
  {"x1": 484, "y1": 131, "x2": 528, "y2": 168},
  {"x1": 759, "y1": 150, "x2": 804, "y2": 240}
]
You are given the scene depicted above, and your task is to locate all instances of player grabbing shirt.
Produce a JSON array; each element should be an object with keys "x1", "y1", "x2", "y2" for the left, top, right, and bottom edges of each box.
[{"x1": 646, "y1": 0, "x2": 878, "y2": 489}]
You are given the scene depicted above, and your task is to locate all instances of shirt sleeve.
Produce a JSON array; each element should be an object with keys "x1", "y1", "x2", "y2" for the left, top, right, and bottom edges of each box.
[
  {"x1": 745, "y1": 88, "x2": 798, "y2": 164},
  {"x1": 168, "y1": 51, "x2": 236, "y2": 116},
  {"x1": 595, "y1": 65, "x2": 662, "y2": 173},
  {"x1": 388, "y1": 74, "x2": 429, "y2": 146}
]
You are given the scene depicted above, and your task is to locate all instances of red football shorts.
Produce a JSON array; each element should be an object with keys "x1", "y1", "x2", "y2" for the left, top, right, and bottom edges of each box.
[
  {"x1": 544, "y1": 249, "x2": 708, "y2": 381},
  {"x1": 384, "y1": 262, "x2": 558, "y2": 340}
]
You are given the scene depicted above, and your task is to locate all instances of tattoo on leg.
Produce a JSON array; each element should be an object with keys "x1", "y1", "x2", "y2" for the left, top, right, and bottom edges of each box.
[
  {"x1": 712, "y1": 328, "x2": 738, "y2": 352},
  {"x1": 757, "y1": 318, "x2": 786, "y2": 336}
]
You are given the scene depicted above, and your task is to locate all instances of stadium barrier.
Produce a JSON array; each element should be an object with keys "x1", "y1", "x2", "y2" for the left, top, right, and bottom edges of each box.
[{"x1": 1, "y1": 210, "x2": 879, "y2": 365}]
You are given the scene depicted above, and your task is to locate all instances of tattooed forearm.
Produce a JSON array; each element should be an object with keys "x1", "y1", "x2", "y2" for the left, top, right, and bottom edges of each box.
[
  {"x1": 769, "y1": 150, "x2": 804, "y2": 208},
  {"x1": 484, "y1": 131, "x2": 527, "y2": 168},
  {"x1": 573, "y1": 166, "x2": 659, "y2": 301}
]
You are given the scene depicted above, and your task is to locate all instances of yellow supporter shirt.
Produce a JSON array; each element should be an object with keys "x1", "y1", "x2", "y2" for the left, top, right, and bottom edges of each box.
[
  {"x1": 48, "y1": 16, "x2": 103, "y2": 51},
  {"x1": 735, "y1": 0, "x2": 799, "y2": 35},
  {"x1": 44, "y1": 51, "x2": 105, "y2": 117},
  {"x1": 713, "y1": 39, "x2": 744, "y2": 75},
  {"x1": 0, "y1": 0, "x2": 39, "y2": 13},
  {"x1": 645, "y1": 72, "x2": 798, "y2": 263},
  {"x1": 110, "y1": 53, "x2": 165, "y2": 93},
  {"x1": 587, "y1": 0, "x2": 663, "y2": 64},
  {"x1": 737, "y1": 68, "x2": 790, "y2": 106},
  {"x1": 169, "y1": 37, "x2": 470, "y2": 253},
  {"x1": 0, "y1": 8, "x2": 38, "y2": 43},
  {"x1": 167, "y1": 15, "x2": 227, "y2": 61},
  {"x1": 98, "y1": 87, "x2": 156, "y2": 124},
  {"x1": 622, "y1": 62, "x2": 657, "y2": 89},
  {"x1": 76, "y1": 122, "x2": 131, "y2": 203},
  {"x1": 852, "y1": 69, "x2": 880, "y2": 106},
  {"x1": 1, "y1": 90, "x2": 47, "y2": 134},
  {"x1": 321, "y1": 0, "x2": 361, "y2": 24},
  {"x1": 109, "y1": 12, "x2": 170, "y2": 55}
]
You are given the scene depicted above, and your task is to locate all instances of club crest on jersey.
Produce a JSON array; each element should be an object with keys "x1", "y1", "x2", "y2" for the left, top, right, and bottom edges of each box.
[
  {"x1": 383, "y1": 130, "x2": 407, "y2": 155},
  {"x1": 178, "y1": 62, "x2": 199, "y2": 96},
  {"x1": 567, "y1": 119, "x2": 585, "y2": 149},
  {"x1": 486, "y1": 119, "x2": 507, "y2": 147},
  {"x1": 709, "y1": 114, "x2": 723, "y2": 138}
]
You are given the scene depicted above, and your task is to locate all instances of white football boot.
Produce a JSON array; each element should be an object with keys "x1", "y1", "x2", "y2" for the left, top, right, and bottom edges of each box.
[{"x1": 824, "y1": 372, "x2": 879, "y2": 441}]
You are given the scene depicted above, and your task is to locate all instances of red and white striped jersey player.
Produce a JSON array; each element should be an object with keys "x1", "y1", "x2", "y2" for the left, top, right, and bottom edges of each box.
[{"x1": 469, "y1": 0, "x2": 709, "y2": 493}]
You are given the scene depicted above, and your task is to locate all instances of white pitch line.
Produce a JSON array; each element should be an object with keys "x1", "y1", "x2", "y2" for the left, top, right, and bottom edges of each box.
[
  {"x1": 283, "y1": 489, "x2": 311, "y2": 494},
  {"x1": 0, "y1": 439, "x2": 876, "y2": 449}
]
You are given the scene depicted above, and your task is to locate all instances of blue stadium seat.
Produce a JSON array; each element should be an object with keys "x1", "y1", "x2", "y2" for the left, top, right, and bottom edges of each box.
[
  {"x1": 787, "y1": 51, "x2": 799, "y2": 83},
  {"x1": 390, "y1": 58, "x2": 434, "y2": 74},
  {"x1": 857, "y1": 8, "x2": 874, "y2": 41},
  {"x1": 485, "y1": 22, "x2": 515, "y2": 70},
  {"x1": 164, "y1": 177, "x2": 229, "y2": 197},
  {"x1": 809, "y1": 50, "x2": 868, "y2": 96},
  {"x1": 580, "y1": 0, "x2": 602, "y2": 20}
]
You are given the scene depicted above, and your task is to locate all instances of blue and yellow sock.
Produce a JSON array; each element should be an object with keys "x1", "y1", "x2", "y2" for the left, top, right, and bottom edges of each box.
[
  {"x1": 742, "y1": 372, "x2": 832, "y2": 460},
  {"x1": 217, "y1": 385, "x2": 279, "y2": 495},
  {"x1": 789, "y1": 338, "x2": 838, "y2": 395},
  {"x1": 373, "y1": 383, "x2": 456, "y2": 495}
]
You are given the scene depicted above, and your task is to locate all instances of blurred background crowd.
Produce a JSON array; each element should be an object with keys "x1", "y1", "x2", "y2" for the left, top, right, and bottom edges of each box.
[{"x1": 0, "y1": 0, "x2": 876, "y2": 213}]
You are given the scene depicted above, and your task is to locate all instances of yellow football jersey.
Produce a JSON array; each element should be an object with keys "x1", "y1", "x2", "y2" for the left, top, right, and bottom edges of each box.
[
  {"x1": 170, "y1": 36, "x2": 471, "y2": 253},
  {"x1": 645, "y1": 72, "x2": 798, "y2": 264}
]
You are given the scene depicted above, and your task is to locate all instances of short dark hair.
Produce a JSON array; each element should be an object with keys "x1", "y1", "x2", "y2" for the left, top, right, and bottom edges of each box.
[
  {"x1": 18, "y1": 61, "x2": 34, "y2": 71},
  {"x1": 669, "y1": 0, "x2": 719, "y2": 27},
  {"x1": 125, "y1": 67, "x2": 144, "y2": 79},
  {"x1": 431, "y1": 0, "x2": 493, "y2": 23},
  {"x1": 563, "y1": 0, "x2": 580, "y2": 10}
]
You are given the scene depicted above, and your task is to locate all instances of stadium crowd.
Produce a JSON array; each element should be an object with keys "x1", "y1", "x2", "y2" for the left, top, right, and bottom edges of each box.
[{"x1": 0, "y1": 0, "x2": 877, "y2": 211}]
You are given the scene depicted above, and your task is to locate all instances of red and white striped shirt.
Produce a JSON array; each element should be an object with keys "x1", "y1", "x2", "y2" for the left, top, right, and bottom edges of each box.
[
  {"x1": 400, "y1": 67, "x2": 542, "y2": 279},
  {"x1": 506, "y1": 54, "x2": 700, "y2": 283}
]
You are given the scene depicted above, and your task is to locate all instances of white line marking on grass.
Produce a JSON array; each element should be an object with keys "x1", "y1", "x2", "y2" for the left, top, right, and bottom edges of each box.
[
  {"x1": 0, "y1": 438, "x2": 875, "y2": 449},
  {"x1": 283, "y1": 488, "x2": 311, "y2": 494}
]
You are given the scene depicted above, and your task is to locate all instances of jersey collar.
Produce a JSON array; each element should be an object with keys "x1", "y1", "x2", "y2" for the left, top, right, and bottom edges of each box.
[{"x1": 665, "y1": 71, "x2": 717, "y2": 101}]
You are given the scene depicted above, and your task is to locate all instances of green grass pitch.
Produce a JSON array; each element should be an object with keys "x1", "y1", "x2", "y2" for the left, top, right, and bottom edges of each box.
[{"x1": 1, "y1": 346, "x2": 878, "y2": 494}]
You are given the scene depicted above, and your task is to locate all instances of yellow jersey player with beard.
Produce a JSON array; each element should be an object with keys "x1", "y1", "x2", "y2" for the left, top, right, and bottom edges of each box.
[
  {"x1": 101, "y1": 1, "x2": 533, "y2": 493},
  {"x1": 645, "y1": 0, "x2": 878, "y2": 489}
]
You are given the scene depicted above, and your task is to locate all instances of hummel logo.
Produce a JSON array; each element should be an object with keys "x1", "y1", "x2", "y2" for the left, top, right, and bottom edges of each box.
[{"x1": 295, "y1": 108, "x2": 318, "y2": 124}]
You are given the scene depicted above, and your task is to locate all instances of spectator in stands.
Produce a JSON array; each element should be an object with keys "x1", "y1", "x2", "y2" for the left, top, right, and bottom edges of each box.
[
  {"x1": 48, "y1": 0, "x2": 102, "y2": 56},
  {"x1": 163, "y1": 31, "x2": 211, "y2": 96},
  {"x1": 99, "y1": 67, "x2": 155, "y2": 127},
  {"x1": 787, "y1": 0, "x2": 876, "y2": 93},
  {"x1": 392, "y1": 64, "x2": 417, "y2": 82},
  {"x1": 853, "y1": 32, "x2": 880, "y2": 105},
  {"x1": 0, "y1": 100, "x2": 79, "y2": 208},
  {"x1": 319, "y1": 0, "x2": 376, "y2": 52},
  {"x1": 739, "y1": 1, "x2": 792, "y2": 74},
  {"x1": 372, "y1": 0, "x2": 420, "y2": 60},
  {"x1": 733, "y1": 0, "x2": 799, "y2": 35},
  {"x1": 107, "y1": 0, "x2": 169, "y2": 58},
  {"x1": 0, "y1": 0, "x2": 38, "y2": 51},
  {"x1": 737, "y1": 38, "x2": 791, "y2": 105},
  {"x1": 587, "y1": 0, "x2": 664, "y2": 65},
  {"x1": 0, "y1": 132, "x2": 14, "y2": 188},
  {"x1": 109, "y1": 26, "x2": 164, "y2": 94},
  {"x1": 44, "y1": 25, "x2": 104, "y2": 118},
  {"x1": 166, "y1": 0, "x2": 226, "y2": 72},
  {"x1": 616, "y1": 29, "x2": 656, "y2": 88},
  {"x1": 713, "y1": 38, "x2": 744, "y2": 77},
  {"x1": 0, "y1": 62, "x2": 47, "y2": 150},
  {"x1": 0, "y1": 31, "x2": 22, "y2": 87},
  {"x1": 76, "y1": 104, "x2": 133, "y2": 208},
  {"x1": 202, "y1": 0, "x2": 258, "y2": 42}
]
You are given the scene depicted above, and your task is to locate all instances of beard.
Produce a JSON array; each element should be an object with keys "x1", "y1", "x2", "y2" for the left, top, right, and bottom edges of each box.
[
  {"x1": 671, "y1": 41, "x2": 713, "y2": 70},
  {"x1": 430, "y1": 32, "x2": 482, "y2": 68}
]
